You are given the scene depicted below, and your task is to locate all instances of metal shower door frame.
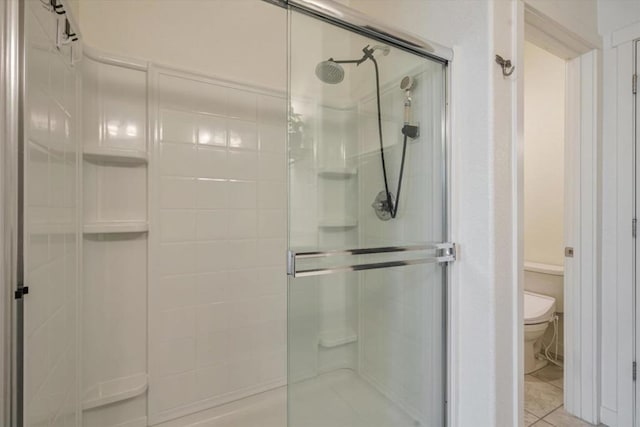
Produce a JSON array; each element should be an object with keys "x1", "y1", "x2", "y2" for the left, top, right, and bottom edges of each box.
[
  {"x1": 1, "y1": 0, "x2": 22, "y2": 425},
  {"x1": 277, "y1": 0, "x2": 455, "y2": 425},
  {"x1": 265, "y1": 0, "x2": 453, "y2": 65},
  {"x1": 631, "y1": 39, "x2": 640, "y2": 427}
]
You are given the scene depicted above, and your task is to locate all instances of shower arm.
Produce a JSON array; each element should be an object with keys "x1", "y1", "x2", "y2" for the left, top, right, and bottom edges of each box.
[
  {"x1": 328, "y1": 46, "x2": 376, "y2": 67},
  {"x1": 330, "y1": 58, "x2": 367, "y2": 65}
]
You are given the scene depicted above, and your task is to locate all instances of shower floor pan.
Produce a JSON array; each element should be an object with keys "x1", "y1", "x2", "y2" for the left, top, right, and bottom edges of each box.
[{"x1": 155, "y1": 370, "x2": 419, "y2": 427}]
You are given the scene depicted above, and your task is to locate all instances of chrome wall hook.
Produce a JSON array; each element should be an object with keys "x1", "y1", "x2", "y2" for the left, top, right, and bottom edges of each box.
[{"x1": 495, "y1": 54, "x2": 515, "y2": 77}]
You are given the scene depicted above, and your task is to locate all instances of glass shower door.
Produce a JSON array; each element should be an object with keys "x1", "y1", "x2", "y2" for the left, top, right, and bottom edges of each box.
[{"x1": 287, "y1": 5, "x2": 450, "y2": 427}]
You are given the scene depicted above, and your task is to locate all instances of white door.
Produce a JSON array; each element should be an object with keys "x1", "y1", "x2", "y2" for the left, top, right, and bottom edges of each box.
[{"x1": 564, "y1": 49, "x2": 599, "y2": 423}]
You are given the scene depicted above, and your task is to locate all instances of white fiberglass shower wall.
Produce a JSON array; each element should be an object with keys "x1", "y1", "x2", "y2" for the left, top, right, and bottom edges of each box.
[
  {"x1": 22, "y1": 1, "x2": 289, "y2": 426},
  {"x1": 149, "y1": 70, "x2": 287, "y2": 422},
  {"x1": 79, "y1": 27, "x2": 289, "y2": 427},
  {"x1": 23, "y1": 2, "x2": 80, "y2": 425}
]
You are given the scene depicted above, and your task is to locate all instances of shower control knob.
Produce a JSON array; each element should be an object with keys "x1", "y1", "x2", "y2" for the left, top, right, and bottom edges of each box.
[{"x1": 372, "y1": 191, "x2": 394, "y2": 221}]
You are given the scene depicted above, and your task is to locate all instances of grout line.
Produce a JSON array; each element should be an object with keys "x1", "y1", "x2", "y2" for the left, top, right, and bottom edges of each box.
[
  {"x1": 538, "y1": 403, "x2": 563, "y2": 421},
  {"x1": 524, "y1": 410, "x2": 541, "y2": 426}
]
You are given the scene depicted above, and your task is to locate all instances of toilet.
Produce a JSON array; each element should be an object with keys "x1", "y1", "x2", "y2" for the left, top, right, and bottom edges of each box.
[{"x1": 524, "y1": 291, "x2": 557, "y2": 374}]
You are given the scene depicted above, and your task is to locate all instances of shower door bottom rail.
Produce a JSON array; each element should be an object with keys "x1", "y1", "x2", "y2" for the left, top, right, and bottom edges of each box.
[{"x1": 287, "y1": 242, "x2": 456, "y2": 278}]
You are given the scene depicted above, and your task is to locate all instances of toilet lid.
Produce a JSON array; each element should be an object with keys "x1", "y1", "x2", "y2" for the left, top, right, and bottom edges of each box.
[{"x1": 524, "y1": 291, "x2": 556, "y2": 324}]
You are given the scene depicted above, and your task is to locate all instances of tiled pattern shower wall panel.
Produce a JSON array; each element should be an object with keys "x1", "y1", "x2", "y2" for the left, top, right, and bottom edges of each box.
[
  {"x1": 23, "y1": 2, "x2": 80, "y2": 426},
  {"x1": 149, "y1": 70, "x2": 287, "y2": 424},
  {"x1": 357, "y1": 68, "x2": 444, "y2": 425}
]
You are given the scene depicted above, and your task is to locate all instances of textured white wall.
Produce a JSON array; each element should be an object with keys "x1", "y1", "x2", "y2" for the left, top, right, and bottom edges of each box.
[
  {"x1": 597, "y1": 0, "x2": 640, "y2": 36},
  {"x1": 524, "y1": 42, "x2": 565, "y2": 266}
]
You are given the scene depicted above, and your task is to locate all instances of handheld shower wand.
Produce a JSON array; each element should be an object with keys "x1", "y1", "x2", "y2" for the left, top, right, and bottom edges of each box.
[
  {"x1": 401, "y1": 76, "x2": 414, "y2": 125},
  {"x1": 400, "y1": 76, "x2": 419, "y2": 139}
]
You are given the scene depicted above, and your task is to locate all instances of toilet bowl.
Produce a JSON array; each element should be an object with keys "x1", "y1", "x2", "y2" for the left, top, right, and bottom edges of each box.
[{"x1": 524, "y1": 291, "x2": 557, "y2": 374}]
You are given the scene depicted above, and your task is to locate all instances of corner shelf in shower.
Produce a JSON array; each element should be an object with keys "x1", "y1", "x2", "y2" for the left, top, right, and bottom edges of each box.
[
  {"x1": 83, "y1": 146, "x2": 148, "y2": 164},
  {"x1": 83, "y1": 221, "x2": 149, "y2": 234},
  {"x1": 318, "y1": 218, "x2": 358, "y2": 229},
  {"x1": 319, "y1": 329, "x2": 358, "y2": 348},
  {"x1": 317, "y1": 168, "x2": 358, "y2": 179},
  {"x1": 82, "y1": 372, "x2": 148, "y2": 410}
]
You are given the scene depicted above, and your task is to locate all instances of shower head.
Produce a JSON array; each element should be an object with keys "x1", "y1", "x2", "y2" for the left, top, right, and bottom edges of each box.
[
  {"x1": 315, "y1": 44, "x2": 390, "y2": 85},
  {"x1": 315, "y1": 60, "x2": 345, "y2": 84},
  {"x1": 400, "y1": 75, "x2": 416, "y2": 91}
]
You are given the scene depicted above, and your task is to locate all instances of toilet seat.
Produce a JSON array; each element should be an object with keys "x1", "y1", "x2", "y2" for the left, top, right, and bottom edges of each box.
[{"x1": 524, "y1": 291, "x2": 556, "y2": 325}]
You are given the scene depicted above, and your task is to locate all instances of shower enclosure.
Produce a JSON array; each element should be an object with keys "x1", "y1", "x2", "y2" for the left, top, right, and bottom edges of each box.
[
  {"x1": 6, "y1": 1, "x2": 453, "y2": 426},
  {"x1": 286, "y1": 4, "x2": 451, "y2": 426}
]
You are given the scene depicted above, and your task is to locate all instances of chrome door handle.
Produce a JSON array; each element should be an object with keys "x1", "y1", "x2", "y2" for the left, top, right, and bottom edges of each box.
[{"x1": 287, "y1": 243, "x2": 456, "y2": 277}]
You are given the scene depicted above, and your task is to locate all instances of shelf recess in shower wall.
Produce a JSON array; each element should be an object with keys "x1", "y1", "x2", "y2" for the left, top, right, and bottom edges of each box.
[
  {"x1": 83, "y1": 146, "x2": 148, "y2": 164},
  {"x1": 319, "y1": 329, "x2": 358, "y2": 348},
  {"x1": 82, "y1": 372, "x2": 148, "y2": 410},
  {"x1": 318, "y1": 218, "x2": 358, "y2": 229},
  {"x1": 317, "y1": 167, "x2": 358, "y2": 179},
  {"x1": 83, "y1": 221, "x2": 149, "y2": 234}
]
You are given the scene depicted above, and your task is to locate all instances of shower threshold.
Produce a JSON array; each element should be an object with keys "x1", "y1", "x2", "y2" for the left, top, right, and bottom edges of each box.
[{"x1": 156, "y1": 369, "x2": 419, "y2": 427}]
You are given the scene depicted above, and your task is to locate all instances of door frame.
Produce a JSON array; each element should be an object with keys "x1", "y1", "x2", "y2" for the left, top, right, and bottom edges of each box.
[
  {"x1": 632, "y1": 38, "x2": 640, "y2": 426},
  {"x1": 600, "y1": 21, "x2": 640, "y2": 425},
  {"x1": 0, "y1": 0, "x2": 21, "y2": 424},
  {"x1": 515, "y1": 1, "x2": 601, "y2": 424}
]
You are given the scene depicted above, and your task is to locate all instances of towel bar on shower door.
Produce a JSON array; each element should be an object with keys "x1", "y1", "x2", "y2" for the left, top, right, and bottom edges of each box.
[{"x1": 287, "y1": 243, "x2": 456, "y2": 278}]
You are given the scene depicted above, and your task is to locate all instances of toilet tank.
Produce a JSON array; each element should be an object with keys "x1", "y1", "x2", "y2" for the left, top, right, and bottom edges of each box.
[{"x1": 524, "y1": 262, "x2": 564, "y2": 313}]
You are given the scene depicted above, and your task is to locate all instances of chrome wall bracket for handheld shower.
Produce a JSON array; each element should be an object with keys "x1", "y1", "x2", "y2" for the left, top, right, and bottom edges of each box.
[
  {"x1": 402, "y1": 124, "x2": 420, "y2": 139},
  {"x1": 372, "y1": 191, "x2": 394, "y2": 221}
]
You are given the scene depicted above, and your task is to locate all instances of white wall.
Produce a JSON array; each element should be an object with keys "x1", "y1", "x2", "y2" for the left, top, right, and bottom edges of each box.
[
  {"x1": 525, "y1": 0, "x2": 601, "y2": 48},
  {"x1": 77, "y1": 0, "x2": 286, "y2": 91},
  {"x1": 524, "y1": 41, "x2": 565, "y2": 266},
  {"x1": 597, "y1": 0, "x2": 640, "y2": 36}
]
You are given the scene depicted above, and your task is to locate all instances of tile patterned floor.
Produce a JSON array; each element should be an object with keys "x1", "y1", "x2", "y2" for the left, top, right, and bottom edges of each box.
[{"x1": 525, "y1": 364, "x2": 601, "y2": 426}]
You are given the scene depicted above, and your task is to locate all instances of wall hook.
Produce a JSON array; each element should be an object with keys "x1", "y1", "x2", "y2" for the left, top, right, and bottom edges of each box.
[{"x1": 495, "y1": 54, "x2": 515, "y2": 77}]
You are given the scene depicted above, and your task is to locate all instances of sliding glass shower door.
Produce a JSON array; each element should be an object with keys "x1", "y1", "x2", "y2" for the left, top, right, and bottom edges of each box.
[{"x1": 287, "y1": 4, "x2": 451, "y2": 427}]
